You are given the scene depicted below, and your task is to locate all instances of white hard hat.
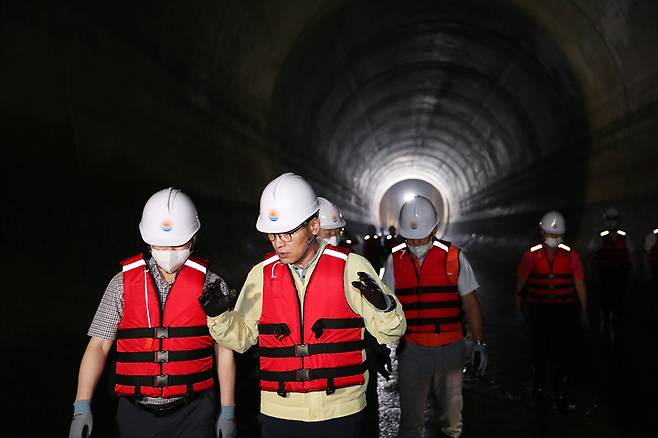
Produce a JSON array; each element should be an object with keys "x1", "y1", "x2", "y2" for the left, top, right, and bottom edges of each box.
[
  {"x1": 398, "y1": 196, "x2": 439, "y2": 239},
  {"x1": 603, "y1": 207, "x2": 620, "y2": 219},
  {"x1": 318, "y1": 197, "x2": 347, "y2": 229},
  {"x1": 256, "y1": 172, "x2": 320, "y2": 233},
  {"x1": 139, "y1": 188, "x2": 201, "y2": 246},
  {"x1": 539, "y1": 210, "x2": 566, "y2": 234}
]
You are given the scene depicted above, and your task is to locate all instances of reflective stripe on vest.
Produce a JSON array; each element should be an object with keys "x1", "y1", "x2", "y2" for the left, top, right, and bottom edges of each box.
[
  {"x1": 525, "y1": 244, "x2": 576, "y2": 304},
  {"x1": 115, "y1": 254, "x2": 214, "y2": 398},
  {"x1": 393, "y1": 241, "x2": 463, "y2": 344},
  {"x1": 595, "y1": 230, "x2": 630, "y2": 270},
  {"x1": 258, "y1": 245, "x2": 365, "y2": 396}
]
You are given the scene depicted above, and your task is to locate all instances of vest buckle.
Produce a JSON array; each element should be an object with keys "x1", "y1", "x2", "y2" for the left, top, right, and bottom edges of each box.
[
  {"x1": 154, "y1": 374, "x2": 169, "y2": 387},
  {"x1": 155, "y1": 350, "x2": 169, "y2": 363},
  {"x1": 155, "y1": 327, "x2": 169, "y2": 339},
  {"x1": 294, "y1": 344, "x2": 309, "y2": 357},
  {"x1": 295, "y1": 369, "x2": 311, "y2": 381}
]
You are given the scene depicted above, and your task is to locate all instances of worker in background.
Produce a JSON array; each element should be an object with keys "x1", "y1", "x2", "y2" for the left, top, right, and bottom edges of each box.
[
  {"x1": 515, "y1": 210, "x2": 588, "y2": 413},
  {"x1": 200, "y1": 173, "x2": 406, "y2": 438},
  {"x1": 318, "y1": 196, "x2": 393, "y2": 438},
  {"x1": 382, "y1": 195, "x2": 487, "y2": 438},
  {"x1": 69, "y1": 188, "x2": 237, "y2": 438},
  {"x1": 587, "y1": 207, "x2": 635, "y2": 347},
  {"x1": 384, "y1": 225, "x2": 405, "y2": 255},
  {"x1": 363, "y1": 224, "x2": 385, "y2": 275}
]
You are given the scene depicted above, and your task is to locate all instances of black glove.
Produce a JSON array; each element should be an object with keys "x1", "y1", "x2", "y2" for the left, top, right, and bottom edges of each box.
[
  {"x1": 367, "y1": 341, "x2": 393, "y2": 380},
  {"x1": 351, "y1": 271, "x2": 394, "y2": 311},
  {"x1": 198, "y1": 281, "x2": 238, "y2": 317}
]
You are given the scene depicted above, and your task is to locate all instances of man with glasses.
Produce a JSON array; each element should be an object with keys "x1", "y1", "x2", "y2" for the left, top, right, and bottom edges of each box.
[{"x1": 199, "y1": 172, "x2": 406, "y2": 438}]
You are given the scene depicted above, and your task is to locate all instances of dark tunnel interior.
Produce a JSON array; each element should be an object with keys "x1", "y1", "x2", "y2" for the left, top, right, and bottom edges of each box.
[{"x1": 3, "y1": 0, "x2": 658, "y2": 436}]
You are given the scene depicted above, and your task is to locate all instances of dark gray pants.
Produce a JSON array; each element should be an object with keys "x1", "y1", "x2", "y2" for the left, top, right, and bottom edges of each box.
[
  {"x1": 397, "y1": 340, "x2": 465, "y2": 438},
  {"x1": 116, "y1": 390, "x2": 217, "y2": 438}
]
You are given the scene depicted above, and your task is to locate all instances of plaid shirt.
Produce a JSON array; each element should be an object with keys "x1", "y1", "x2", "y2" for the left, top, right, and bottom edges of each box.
[{"x1": 88, "y1": 256, "x2": 227, "y2": 405}]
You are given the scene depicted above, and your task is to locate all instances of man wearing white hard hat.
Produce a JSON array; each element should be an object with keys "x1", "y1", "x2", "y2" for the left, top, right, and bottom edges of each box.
[
  {"x1": 69, "y1": 188, "x2": 237, "y2": 438},
  {"x1": 318, "y1": 196, "x2": 393, "y2": 438},
  {"x1": 200, "y1": 173, "x2": 405, "y2": 438},
  {"x1": 317, "y1": 196, "x2": 347, "y2": 248},
  {"x1": 515, "y1": 210, "x2": 587, "y2": 413},
  {"x1": 381, "y1": 196, "x2": 486, "y2": 438},
  {"x1": 586, "y1": 207, "x2": 635, "y2": 345}
]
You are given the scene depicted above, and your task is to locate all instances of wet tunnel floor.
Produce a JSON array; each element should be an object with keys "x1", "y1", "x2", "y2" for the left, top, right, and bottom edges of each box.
[{"x1": 17, "y1": 254, "x2": 658, "y2": 437}]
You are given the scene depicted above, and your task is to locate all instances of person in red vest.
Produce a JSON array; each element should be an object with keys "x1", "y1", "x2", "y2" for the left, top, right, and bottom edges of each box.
[
  {"x1": 199, "y1": 173, "x2": 405, "y2": 438},
  {"x1": 644, "y1": 227, "x2": 658, "y2": 310},
  {"x1": 69, "y1": 188, "x2": 237, "y2": 438},
  {"x1": 515, "y1": 210, "x2": 588, "y2": 413},
  {"x1": 586, "y1": 207, "x2": 635, "y2": 345},
  {"x1": 381, "y1": 195, "x2": 487, "y2": 438}
]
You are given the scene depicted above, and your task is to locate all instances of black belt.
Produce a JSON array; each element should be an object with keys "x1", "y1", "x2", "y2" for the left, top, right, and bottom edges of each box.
[
  {"x1": 260, "y1": 361, "x2": 368, "y2": 382},
  {"x1": 116, "y1": 348, "x2": 213, "y2": 363},
  {"x1": 117, "y1": 325, "x2": 209, "y2": 339},
  {"x1": 115, "y1": 369, "x2": 213, "y2": 387},
  {"x1": 259, "y1": 340, "x2": 365, "y2": 358}
]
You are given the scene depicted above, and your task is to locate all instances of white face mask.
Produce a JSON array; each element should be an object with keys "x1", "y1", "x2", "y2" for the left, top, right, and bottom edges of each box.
[
  {"x1": 408, "y1": 242, "x2": 432, "y2": 259},
  {"x1": 151, "y1": 248, "x2": 190, "y2": 273},
  {"x1": 323, "y1": 236, "x2": 339, "y2": 247},
  {"x1": 544, "y1": 236, "x2": 562, "y2": 248}
]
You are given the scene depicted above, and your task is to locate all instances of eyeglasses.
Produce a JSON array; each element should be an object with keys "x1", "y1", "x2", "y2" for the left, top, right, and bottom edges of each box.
[{"x1": 266, "y1": 221, "x2": 308, "y2": 243}]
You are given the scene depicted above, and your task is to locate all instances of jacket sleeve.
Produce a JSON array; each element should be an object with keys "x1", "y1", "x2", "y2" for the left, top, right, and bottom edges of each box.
[{"x1": 207, "y1": 264, "x2": 263, "y2": 354}]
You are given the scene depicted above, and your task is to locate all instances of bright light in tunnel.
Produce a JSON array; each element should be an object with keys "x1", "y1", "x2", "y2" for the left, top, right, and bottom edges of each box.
[{"x1": 403, "y1": 192, "x2": 416, "y2": 202}]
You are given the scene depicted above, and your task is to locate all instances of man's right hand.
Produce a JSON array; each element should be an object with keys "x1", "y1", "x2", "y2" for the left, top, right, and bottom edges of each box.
[
  {"x1": 69, "y1": 401, "x2": 93, "y2": 438},
  {"x1": 199, "y1": 281, "x2": 238, "y2": 317}
]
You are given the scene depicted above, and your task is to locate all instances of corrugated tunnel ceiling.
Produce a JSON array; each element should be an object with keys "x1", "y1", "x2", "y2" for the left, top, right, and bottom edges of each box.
[{"x1": 270, "y1": 0, "x2": 607, "y2": 229}]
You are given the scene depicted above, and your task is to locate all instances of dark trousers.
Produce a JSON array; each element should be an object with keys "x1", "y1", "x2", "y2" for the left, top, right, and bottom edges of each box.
[
  {"x1": 529, "y1": 302, "x2": 579, "y2": 397},
  {"x1": 116, "y1": 390, "x2": 216, "y2": 438},
  {"x1": 259, "y1": 410, "x2": 365, "y2": 438}
]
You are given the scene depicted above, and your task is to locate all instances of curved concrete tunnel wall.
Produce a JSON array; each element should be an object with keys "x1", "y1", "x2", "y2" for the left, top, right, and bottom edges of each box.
[{"x1": 4, "y1": 0, "x2": 658, "y2": 358}]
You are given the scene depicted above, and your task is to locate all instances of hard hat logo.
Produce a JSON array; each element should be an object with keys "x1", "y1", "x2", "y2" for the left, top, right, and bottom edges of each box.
[
  {"x1": 161, "y1": 220, "x2": 173, "y2": 232},
  {"x1": 410, "y1": 221, "x2": 418, "y2": 229},
  {"x1": 332, "y1": 214, "x2": 337, "y2": 222},
  {"x1": 268, "y1": 210, "x2": 279, "y2": 222}
]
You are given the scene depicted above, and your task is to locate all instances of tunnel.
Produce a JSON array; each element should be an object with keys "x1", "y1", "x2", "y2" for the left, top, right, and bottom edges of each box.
[{"x1": 3, "y1": 0, "x2": 658, "y2": 436}]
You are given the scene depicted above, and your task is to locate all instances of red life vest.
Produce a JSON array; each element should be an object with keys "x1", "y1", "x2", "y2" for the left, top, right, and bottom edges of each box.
[
  {"x1": 392, "y1": 241, "x2": 463, "y2": 346},
  {"x1": 258, "y1": 245, "x2": 366, "y2": 397},
  {"x1": 525, "y1": 243, "x2": 577, "y2": 304},
  {"x1": 595, "y1": 229, "x2": 630, "y2": 271},
  {"x1": 114, "y1": 254, "x2": 214, "y2": 398}
]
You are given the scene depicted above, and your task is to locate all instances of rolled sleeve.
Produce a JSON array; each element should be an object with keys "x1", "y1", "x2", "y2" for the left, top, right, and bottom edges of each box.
[
  {"x1": 207, "y1": 264, "x2": 262, "y2": 353},
  {"x1": 343, "y1": 253, "x2": 406, "y2": 345}
]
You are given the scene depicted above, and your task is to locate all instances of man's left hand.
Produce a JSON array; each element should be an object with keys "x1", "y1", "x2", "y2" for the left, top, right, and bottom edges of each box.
[{"x1": 216, "y1": 409, "x2": 237, "y2": 438}]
